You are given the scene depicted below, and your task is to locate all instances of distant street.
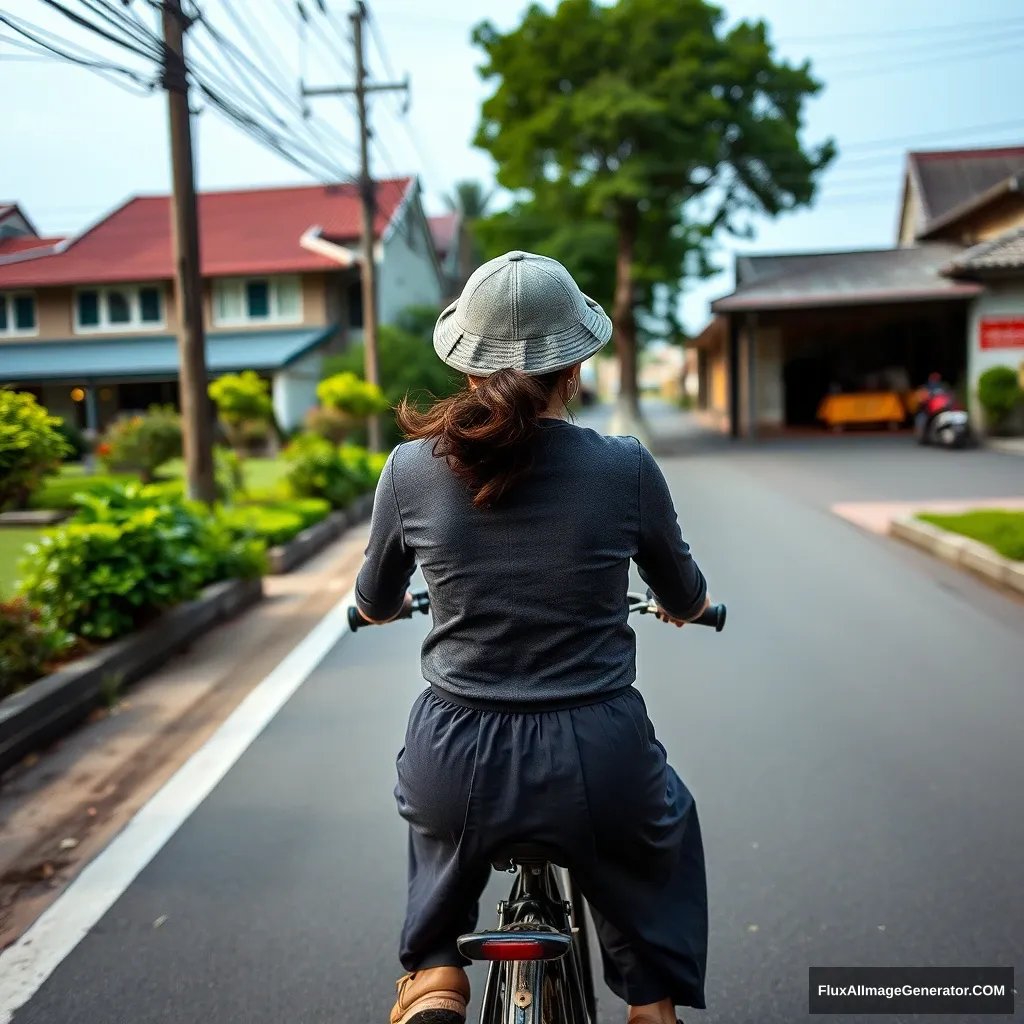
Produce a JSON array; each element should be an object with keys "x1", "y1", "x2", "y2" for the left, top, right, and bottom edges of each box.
[{"x1": 10, "y1": 409, "x2": 1024, "y2": 1024}]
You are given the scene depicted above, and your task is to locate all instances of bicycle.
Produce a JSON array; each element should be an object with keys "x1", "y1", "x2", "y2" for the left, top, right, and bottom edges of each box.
[{"x1": 349, "y1": 590, "x2": 726, "y2": 1023}]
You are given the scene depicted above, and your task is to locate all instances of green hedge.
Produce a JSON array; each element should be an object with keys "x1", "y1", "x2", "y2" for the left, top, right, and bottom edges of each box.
[
  {"x1": 283, "y1": 437, "x2": 384, "y2": 509},
  {"x1": 1, "y1": 598, "x2": 73, "y2": 699},
  {"x1": 18, "y1": 484, "x2": 266, "y2": 642}
]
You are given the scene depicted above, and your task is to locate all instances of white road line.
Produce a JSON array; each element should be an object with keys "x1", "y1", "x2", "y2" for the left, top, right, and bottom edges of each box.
[{"x1": 0, "y1": 587, "x2": 357, "y2": 1023}]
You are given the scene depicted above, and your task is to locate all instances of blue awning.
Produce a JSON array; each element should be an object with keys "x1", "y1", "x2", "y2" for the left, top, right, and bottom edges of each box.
[{"x1": 0, "y1": 326, "x2": 336, "y2": 384}]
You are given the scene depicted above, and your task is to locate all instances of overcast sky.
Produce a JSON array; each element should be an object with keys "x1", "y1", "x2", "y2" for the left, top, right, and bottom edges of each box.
[{"x1": 3, "y1": 0, "x2": 1024, "y2": 333}]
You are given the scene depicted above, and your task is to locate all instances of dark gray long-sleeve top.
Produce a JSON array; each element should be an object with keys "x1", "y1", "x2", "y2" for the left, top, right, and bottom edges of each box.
[{"x1": 355, "y1": 419, "x2": 707, "y2": 708}]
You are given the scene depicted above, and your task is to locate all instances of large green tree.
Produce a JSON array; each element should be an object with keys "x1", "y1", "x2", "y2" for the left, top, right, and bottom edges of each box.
[{"x1": 472, "y1": 0, "x2": 834, "y2": 438}]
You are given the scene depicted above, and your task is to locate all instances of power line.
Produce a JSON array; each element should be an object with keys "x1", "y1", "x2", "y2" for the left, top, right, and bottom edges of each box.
[
  {"x1": 36, "y1": 0, "x2": 161, "y2": 60},
  {"x1": 776, "y1": 14, "x2": 1024, "y2": 45},
  {"x1": 294, "y1": 0, "x2": 353, "y2": 77},
  {"x1": 828, "y1": 36, "x2": 1024, "y2": 83},
  {"x1": 0, "y1": 12, "x2": 157, "y2": 94}
]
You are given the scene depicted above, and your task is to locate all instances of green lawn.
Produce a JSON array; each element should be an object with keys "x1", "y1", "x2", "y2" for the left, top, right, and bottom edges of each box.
[
  {"x1": 160, "y1": 457, "x2": 291, "y2": 500},
  {"x1": 31, "y1": 466, "x2": 138, "y2": 509},
  {"x1": 918, "y1": 510, "x2": 1024, "y2": 562},
  {"x1": 31, "y1": 458, "x2": 292, "y2": 510},
  {"x1": 0, "y1": 528, "x2": 41, "y2": 598}
]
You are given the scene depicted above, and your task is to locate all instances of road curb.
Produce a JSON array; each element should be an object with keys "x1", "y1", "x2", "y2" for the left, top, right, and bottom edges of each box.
[
  {"x1": 0, "y1": 577, "x2": 264, "y2": 777},
  {"x1": 890, "y1": 515, "x2": 1024, "y2": 597},
  {"x1": 266, "y1": 493, "x2": 373, "y2": 574}
]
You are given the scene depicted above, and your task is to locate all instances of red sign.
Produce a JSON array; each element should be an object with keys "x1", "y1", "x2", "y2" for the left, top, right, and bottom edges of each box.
[{"x1": 980, "y1": 317, "x2": 1024, "y2": 350}]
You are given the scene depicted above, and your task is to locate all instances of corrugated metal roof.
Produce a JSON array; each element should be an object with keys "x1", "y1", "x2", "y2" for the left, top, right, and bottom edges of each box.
[
  {"x1": 0, "y1": 180, "x2": 413, "y2": 289},
  {"x1": 910, "y1": 146, "x2": 1024, "y2": 231},
  {"x1": 0, "y1": 326, "x2": 335, "y2": 383},
  {"x1": 712, "y1": 243, "x2": 982, "y2": 314},
  {"x1": 945, "y1": 226, "x2": 1024, "y2": 274}
]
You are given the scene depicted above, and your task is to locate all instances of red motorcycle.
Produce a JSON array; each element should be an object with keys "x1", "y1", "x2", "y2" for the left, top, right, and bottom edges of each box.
[{"x1": 914, "y1": 385, "x2": 973, "y2": 449}]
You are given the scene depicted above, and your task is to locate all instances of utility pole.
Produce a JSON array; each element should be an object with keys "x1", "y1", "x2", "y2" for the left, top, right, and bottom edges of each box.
[
  {"x1": 162, "y1": 0, "x2": 216, "y2": 502},
  {"x1": 302, "y1": 1, "x2": 408, "y2": 453}
]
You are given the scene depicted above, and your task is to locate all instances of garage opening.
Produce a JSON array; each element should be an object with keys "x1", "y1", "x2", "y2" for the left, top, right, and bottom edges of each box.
[{"x1": 776, "y1": 301, "x2": 969, "y2": 427}]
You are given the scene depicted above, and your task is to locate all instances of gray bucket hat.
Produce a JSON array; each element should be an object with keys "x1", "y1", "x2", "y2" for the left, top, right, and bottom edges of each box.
[{"x1": 433, "y1": 250, "x2": 613, "y2": 376}]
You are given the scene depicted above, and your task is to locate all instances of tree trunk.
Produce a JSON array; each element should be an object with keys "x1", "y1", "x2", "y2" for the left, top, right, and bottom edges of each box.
[{"x1": 607, "y1": 201, "x2": 651, "y2": 444}]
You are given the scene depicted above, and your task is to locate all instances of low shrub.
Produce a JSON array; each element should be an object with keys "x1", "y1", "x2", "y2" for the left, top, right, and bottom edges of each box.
[
  {"x1": 977, "y1": 366, "x2": 1022, "y2": 431},
  {"x1": 317, "y1": 372, "x2": 390, "y2": 419},
  {"x1": 0, "y1": 598, "x2": 74, "y2": 698},
  {"x1": 0, "y1": 388, "x2": 72, "y2": 512},
  {"x1": 20, "y1": 483, "x2": 266, "y2": 641},
  {"x1": 283, "y1": 434, "x2": 360, "y2": 509},
  {"x1": 303, "y1": 405, "x2": 352, "y2": 444},
  {"x1": 98, "y1": 405, "x2": 182, "y2": 483},
  {"x1": 208, "y1": 371, "x2": 274, "y2": 450}
]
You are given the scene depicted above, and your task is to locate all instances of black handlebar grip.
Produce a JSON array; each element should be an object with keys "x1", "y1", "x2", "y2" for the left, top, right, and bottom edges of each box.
[
  {"x1": 692, "y1": 603, "x2": 726, "y2": 631},
  {"x1": 347, "y1": 606, "x2": 365, "y2": 633}
]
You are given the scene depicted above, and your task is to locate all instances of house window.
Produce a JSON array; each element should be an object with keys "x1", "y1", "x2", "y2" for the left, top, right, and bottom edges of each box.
[
  {"x1": 212, "y1": 276, "x2": 303, "y2": 326},
  {"x1": 0, "y1": 292, "x2": 38, "y2": 336},
  {"x1": 74, "y1": 285, "x2": 165, "y2": 332},
  {"x1": 347, "y1": 280, "x2": 363, "y2": 329}
]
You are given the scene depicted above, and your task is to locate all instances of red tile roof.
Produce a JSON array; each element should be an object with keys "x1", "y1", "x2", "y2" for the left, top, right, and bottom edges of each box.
[
  {"x1": 0, "y1": 236, "x2": 64, "y2": 256},
  {"x1": 428, "y1": 213, "x2": 459, "y2": 256},
  {"x1": 0, "y1": 179, "x2": 413, "y2": 289}
]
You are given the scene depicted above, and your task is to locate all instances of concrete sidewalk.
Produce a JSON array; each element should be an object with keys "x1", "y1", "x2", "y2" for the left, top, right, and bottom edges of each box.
[
  {"x1": 832, "y1": 497, "x2": 1024, "y2": 535},
  {"x1": 987, "y1": 437, "x2": 1024, "y2": 457}
]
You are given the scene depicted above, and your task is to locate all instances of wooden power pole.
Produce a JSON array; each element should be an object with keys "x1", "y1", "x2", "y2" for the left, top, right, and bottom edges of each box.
[
  {"x1": 303, "y1": 1, "x2": 408, "y2": 453},
  {"x1": 162, "y1": 0, "x2": 216, "y2": 502}
]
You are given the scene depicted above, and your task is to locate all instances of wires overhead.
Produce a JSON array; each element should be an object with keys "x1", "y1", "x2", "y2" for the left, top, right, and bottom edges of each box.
[{"x1": 0, "y1": 0, "x2": 359, "y2": 185}]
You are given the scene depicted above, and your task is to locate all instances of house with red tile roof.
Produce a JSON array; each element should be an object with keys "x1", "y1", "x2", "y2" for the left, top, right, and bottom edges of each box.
[
  {"x1": 0, "y1": 177, "x2": 443, "y2": 432},
  {"x1": 692, "y1": 144, "x2": 1024, "y2": 436}
]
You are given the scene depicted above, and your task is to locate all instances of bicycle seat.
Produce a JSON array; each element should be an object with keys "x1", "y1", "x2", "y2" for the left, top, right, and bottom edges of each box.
[{"x1": 490, "y1": 842, "x2": 565, "y2": 871}]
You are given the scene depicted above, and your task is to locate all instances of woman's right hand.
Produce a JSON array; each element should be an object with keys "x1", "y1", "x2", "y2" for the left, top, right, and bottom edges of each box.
[{"x1": 655, "y1": 595, "x2": 711, "y2": 628}]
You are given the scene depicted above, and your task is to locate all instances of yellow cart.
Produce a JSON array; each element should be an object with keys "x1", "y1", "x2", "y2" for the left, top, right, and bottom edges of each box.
[{"x1": 816, "y1": 391, "x2": 908, "y2": 431}]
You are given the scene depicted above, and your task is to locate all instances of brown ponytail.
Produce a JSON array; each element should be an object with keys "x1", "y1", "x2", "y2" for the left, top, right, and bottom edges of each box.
[{"x1": 396, "y1": 367, "x2": 571, "y2": 509}]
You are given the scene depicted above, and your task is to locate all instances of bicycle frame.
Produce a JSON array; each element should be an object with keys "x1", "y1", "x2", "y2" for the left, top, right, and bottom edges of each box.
[{"x1": 460, "y1": 857, "x2": 597, "y2": 1024}]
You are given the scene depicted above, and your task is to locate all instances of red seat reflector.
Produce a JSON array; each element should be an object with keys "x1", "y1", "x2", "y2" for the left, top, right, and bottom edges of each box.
[{"x1": 479, "y1": 939, "x2": 547, "y2": 961}]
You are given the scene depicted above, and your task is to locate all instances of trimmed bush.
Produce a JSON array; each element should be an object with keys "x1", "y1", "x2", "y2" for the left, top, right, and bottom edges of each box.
[
  {"x1": 317, "y1": 372, "x2": 390, "y2": 418},
  {"x1": 323, "y1": 321, "x2": 461, "y2": 446},
  {"x1": 303, "y1": 405, "x2": 352, "y2": 444},
  {"x1": 0, "y1": 598, "x2": 74, "y2": 698},
  {"x1": 209, "y1": 371, "x2": 275, "y2": 455},
  {"x1": 19, "y1": 484, "x2": 266, "y2": 640},
  {"x1": 98, "y1": 405, "x2": 182, "y2": 483},
  {"x1": 0, "y1": 388, "x2": 72, "y2": 512},
  {"x1": 977, "y1": 366, "x2": 1022, "y2": 430},
  {"x1": 283, "y1": 434, "x2": 360, "y2": 509}
]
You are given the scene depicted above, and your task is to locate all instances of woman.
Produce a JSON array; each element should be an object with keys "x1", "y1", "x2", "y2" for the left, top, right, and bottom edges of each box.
[{"x1": 355, "y1": 251, "x2": 711, "y2": 1024}]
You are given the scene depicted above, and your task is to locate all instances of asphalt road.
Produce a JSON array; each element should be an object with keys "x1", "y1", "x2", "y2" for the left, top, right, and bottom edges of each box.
[{"x1": 11, "y1": 426, "x2": 1024, "y2": 1024}]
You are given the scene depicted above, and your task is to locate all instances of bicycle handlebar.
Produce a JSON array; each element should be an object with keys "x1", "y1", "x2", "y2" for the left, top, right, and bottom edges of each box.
[{"x1": 348, "y1": 591, "x2": 726, "y2": 633}]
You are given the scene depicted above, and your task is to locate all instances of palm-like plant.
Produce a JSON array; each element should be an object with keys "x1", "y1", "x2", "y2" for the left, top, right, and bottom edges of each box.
[{"x1": 445, "y1": 180, "x2": 494, "y2": 283}]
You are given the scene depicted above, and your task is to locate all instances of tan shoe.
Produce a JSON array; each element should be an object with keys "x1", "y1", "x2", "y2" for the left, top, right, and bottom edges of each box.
[{"x1": 390, "y1": 966, "x2": 470, "y2": 1024}]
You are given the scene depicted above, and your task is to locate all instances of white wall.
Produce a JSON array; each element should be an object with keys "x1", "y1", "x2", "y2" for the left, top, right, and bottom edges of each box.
[
  {"x1": 272, "y1": 350, "x2": 322, "y2": 431},
  {"x1": 379, "y1": 200, "x2": 443, "y2": 326},
  {"x1": 966, "y1": 282, "x2": 1024, "y2": 426}
]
